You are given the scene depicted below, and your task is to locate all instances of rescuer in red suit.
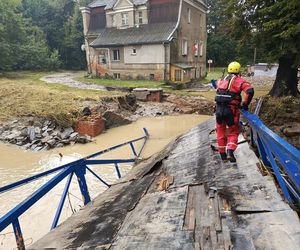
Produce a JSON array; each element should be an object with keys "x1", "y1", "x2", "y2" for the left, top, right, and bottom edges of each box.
[{"x1": 215, "y1": 62, "x2": 254, "y2": 162}]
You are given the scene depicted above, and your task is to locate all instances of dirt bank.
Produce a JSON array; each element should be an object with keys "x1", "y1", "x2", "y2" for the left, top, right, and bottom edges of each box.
[
  {"x1": 0, "y1": 92, "x2": 214, "y2": 151},
  {"x1": 259, "y1": 96, "x2": 300, "y2": 149}
]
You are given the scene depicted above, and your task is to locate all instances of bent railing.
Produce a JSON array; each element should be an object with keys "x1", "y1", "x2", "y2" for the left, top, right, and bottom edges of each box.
[
  {"x1": 0, "y1": 128, "x2": 149, "y2": 250},
  {"x1": 241, "y1": 110, "x2": 300, "y2": 208}
]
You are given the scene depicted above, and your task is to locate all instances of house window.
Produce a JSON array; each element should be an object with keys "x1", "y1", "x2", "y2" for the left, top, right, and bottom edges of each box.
[
  {"x1": 122, "y1": 13, "x2": 128, "y2": 26},
  {"x1": 175, "y1": 70, "x2": 182, "y2": 81},
  {"x1": 98, "y1": 55, "x2": 106, "y2": 64},
  {"x1": 199, "y1": 14, "x2": 202, "y2": 27},
  {"x1": 138, "y1": 11, "x2": 143, "y2": 24},
  {"x1": 182, "y1": 39, "x2": 188, "y2": 56},
  {"x1": 193, "y1": 42, "x2": 199, "y2": 56},
  {"x1": 132, "y1": 48, "x2": 136, "y2": 55},
  {"x1": 199, "y1": 41, "x2": 204, "y2": 57},
  {"x1": 111, "y1": 14, "x2": 116, "y2": 26},
  {"x1": 113, "y1": 49, "x2": 120, "y2": 61},
  {"x1": 188, "y1": 8, "x2": 191, "y2": 23},
  {"x1": 114, "y1": 73, "x2": 121, "y2": 79}
]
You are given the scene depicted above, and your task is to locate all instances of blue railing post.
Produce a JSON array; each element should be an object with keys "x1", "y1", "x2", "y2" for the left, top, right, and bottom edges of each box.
[
  {"x1": 51, "y1": 172, "x2": 74, "y2": 230},
  {"x1": 75, "y1": 166, "x2": 91, "y2": 205},
  {"x1": 86, "y1": 166, "x2": 111, "y2": 188},
  {"x1": 129, "y1": 142, "x2": 137, "y2": 157},
  {"x1": 12, "y1": 219, "x2": 25, "y2": 250},
  {"x1": 115, "y1": 163, "x2": 122, "y2": 179}
]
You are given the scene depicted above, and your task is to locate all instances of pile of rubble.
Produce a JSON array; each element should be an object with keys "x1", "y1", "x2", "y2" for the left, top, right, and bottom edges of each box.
[{"x1": 0, "y1": 119, "x2": 92, "y2": 151}]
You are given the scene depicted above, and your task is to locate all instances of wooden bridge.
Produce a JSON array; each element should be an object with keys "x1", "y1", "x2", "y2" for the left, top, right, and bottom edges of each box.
[{"x1": 29, "y1": 118, "x2": 300, "y2": 249}]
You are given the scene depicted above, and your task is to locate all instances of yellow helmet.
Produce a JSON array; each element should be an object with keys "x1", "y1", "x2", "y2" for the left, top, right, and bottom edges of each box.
[{"x1": 228, "y1": 61, "x2": 241, "y2": 73}]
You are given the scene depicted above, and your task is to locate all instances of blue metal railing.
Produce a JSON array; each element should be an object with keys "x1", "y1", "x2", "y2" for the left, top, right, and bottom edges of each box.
[
  {"x1": 242, "y1": 110, "x2": 300, "y2": 208},
  {"x1": 0, "y1": 128, "x2": 149, "y2": 250}
]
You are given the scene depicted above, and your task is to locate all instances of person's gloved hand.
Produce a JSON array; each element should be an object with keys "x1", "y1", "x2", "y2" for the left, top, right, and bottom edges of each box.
[{"x1": 241, "y1": 102, "x2": 249, "y2": 111}]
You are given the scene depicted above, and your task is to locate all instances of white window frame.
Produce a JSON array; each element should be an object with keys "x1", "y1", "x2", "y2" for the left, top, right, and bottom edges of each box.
[
  {"x1": 194, "y1": 42, "x2": 199, "y2": 57},
  {"x1": 188, "y1": 8, "x2": 191, "y2": 24},
  {"x1": 113, "y1": 73, "x2": 121, "y2": 79},
  {"x1": 182, "y1": 39, "x2": 188, "y2": 56},
  {"x1": 113, "y1": 49, "x2": 120, "y2": 61},
  {"x1": 138, "y1": 11, "x2": 143, "y2": 24},
  {"x1": 199, "y1": 41, "x2": 204, "y2": 57},
  {"x1": 121, "y1": 13, "x2": 128, "y2": 26},
  {"x1": 98, "y1": 54, "x2": 107, "y2": 64}
]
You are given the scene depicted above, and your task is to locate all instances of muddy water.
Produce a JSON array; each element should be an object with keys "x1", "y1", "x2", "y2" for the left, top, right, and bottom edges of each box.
[{"x1": 0, "y1": 114, "x2": 210, "y2": 249}]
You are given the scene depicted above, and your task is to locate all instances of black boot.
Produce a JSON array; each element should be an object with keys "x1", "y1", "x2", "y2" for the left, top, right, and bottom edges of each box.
[
  {"x1": 227, "y1": 150, "x2": 236, "y2": 162},
  {"x1": 220, "y1": 152, "x2": 227, "y2": 161}
]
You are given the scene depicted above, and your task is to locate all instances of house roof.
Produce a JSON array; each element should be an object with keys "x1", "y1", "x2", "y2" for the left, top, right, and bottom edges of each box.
[
  {"x1": 88, "y1": 0, "x2": 109, "y2": 8},
  {"x1": 90, "y1": 22, "x2": 177, "y2": 47},
  {"x1": 105, "y1": 0, "x2": 148, "y2": 10},
  {"x1": 89, "y1": 0, "x2": 148, "y2": 9},
  {"x1": 172, "y1": 63, "x2": 195, "y2": 69}
]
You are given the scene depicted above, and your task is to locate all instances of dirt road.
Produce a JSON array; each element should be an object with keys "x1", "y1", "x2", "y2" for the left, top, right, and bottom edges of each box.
[{"x1": 41, "y1": 72, "x2": 107, "y2": 91}]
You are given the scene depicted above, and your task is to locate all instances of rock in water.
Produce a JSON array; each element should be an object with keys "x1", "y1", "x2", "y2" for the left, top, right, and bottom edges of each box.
[
  {"x1": 103, "y1": 111, "x2": 131, "y2": 128},
  {"x1": 28, "y1": 127, "x2": 36, "y2": 142}
]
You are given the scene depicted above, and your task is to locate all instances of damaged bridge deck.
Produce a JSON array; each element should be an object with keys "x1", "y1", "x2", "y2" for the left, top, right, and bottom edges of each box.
[{"x1": 30, "y1": 119, "x2": 300, "y2": 249}]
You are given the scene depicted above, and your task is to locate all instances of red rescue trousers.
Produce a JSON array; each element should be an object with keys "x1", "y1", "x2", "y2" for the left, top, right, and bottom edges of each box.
[{"x1": 216, "y1": 107, "x2": 240, "y2": 153}]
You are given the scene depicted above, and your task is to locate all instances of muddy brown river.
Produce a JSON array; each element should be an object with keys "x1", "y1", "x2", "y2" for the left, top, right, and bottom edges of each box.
[{"x1": 0, "y1": 115, "x2": 210, "y2": 249}]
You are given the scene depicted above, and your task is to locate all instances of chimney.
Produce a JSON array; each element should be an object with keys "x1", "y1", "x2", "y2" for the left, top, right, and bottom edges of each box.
[{"x1": 80, "y1": 7, "x2": 91, "y2": 36}]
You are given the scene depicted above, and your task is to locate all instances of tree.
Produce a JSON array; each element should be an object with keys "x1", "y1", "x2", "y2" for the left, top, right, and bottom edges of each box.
[
  {"x1": 20, "y1": 0, "x2": 87, "y2": 69},
  {"x1": 206, "y1": 0, "x2": 265, "y2": 67},
  {"x1": 221, "y1": 0, "x2": 300, "y2": 97},
  {"x1": 61, "y1": 3, "x2": 86, "y2": 69},
  {"x1": 206, "y1": 0, "x2": 236, "y2": 66},
  {"x1": 0, "y1": 0, "x2": 60, "y2": 71}
]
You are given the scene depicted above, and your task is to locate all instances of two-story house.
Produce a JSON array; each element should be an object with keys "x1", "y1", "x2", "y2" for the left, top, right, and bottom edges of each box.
[{"x1": 81, "y1": 0, "x2": 207, "y2": 83}]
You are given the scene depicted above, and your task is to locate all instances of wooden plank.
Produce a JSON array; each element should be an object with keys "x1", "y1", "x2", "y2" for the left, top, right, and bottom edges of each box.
[
  {"x1": 213, "y1": 195, "x2": 222, "y2": 232},
  {"x1": 221, "y1": 218, "x2": 233, "y2": 250},
  {"x1": 208, "y1": 197, "x2": 218, "y2": 248},
  {"x1": 201, "y1": 226, "x2": 213, "y2": 250},
  {"x1": 184, "y1": 186, "x2": 196, "y2": 231}
]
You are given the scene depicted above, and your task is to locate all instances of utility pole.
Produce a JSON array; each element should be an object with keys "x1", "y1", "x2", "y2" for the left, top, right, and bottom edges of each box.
[{"x1": 253, "y1": 47, "x2": 257, "y2": 65}]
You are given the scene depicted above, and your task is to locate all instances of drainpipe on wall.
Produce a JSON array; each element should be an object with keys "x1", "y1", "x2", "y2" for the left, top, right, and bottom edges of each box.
[
  {"x1": 163, "y1": 42, "x2": 169, "y2": 82},
  {"x1": 80, "y1": 7, "x2": 92, "y2": 74}
]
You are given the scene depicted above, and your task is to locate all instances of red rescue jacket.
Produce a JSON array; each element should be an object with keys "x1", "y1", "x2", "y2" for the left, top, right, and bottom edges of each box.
[{"x1": 215, "y1": 74, "x2": 254, "y2": 107}]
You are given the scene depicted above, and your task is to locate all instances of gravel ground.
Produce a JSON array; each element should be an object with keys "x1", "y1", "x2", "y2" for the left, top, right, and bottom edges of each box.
[
  {"x1": 244, "y1": 76, "x2": 274, "y2": 87},
  {"x1": 41, "y1": 72, "x2": 107, "y2": 91}
]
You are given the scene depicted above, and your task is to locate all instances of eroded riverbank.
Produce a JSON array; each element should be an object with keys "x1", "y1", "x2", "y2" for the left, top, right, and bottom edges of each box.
[{"x1": 0, "y1": 114, "x2": 210, "y2": 249}]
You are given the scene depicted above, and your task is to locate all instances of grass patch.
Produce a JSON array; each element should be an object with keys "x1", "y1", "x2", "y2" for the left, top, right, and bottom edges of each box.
[
  {"x1": 0, "y1": 71, "x2": 124, "y2": 126},
  {"x1": 205, "y1": 67, "x2": 225, "y2": 82},
  {"x1": 77, "y1": 77, "x2": 165, "y2": 89}
]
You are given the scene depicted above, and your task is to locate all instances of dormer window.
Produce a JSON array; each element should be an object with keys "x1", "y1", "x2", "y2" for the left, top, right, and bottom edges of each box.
[
  {"x1": 122, "y1": 13, "x2": 128, "y2": 26},
  {"x1": 138, "y1": 11, "x2": 143, "y2": 24}
]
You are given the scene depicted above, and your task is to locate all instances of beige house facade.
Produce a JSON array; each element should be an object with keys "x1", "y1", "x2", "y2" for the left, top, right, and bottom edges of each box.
[{"x1": 81, "y1": 0, "x2": 207, "y2": 83}]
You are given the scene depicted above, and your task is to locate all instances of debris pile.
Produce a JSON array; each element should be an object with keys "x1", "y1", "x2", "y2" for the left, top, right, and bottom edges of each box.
[{"x1": 0, "y1": 119, "x2": 92, "y2": 151}]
